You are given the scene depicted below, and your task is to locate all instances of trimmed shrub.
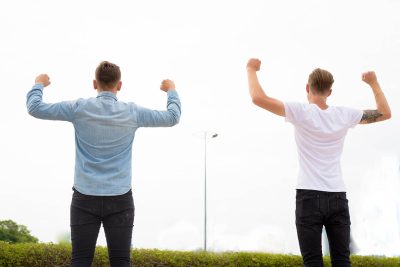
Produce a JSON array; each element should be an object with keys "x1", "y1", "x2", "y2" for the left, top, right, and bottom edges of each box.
[
  {"x1": 1, "y1": 242, "x2": 399, "y2": 267},
  {"x1": 0, "y1": 242, "x2": 107, "y2": 267}
]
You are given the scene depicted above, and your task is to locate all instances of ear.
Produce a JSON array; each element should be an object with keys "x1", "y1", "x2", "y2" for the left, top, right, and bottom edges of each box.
[
  {"x1": 93, "y1": 80, "x2": 98, "y2": 90},
  {"x1": 306, "y1": 84, "x2": 310, "y2": 94},
  {"x1": 116, "y1": 81, "x2": 122, "y2": 91},
  {"x1": 327, "y1": 89, "x2": 332, "y2": 97}
]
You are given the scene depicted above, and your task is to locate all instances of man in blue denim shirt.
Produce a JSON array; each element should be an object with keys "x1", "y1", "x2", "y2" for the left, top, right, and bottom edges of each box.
[{"x1": 27, "y1": 61, "x2": 181, "y2": 266}]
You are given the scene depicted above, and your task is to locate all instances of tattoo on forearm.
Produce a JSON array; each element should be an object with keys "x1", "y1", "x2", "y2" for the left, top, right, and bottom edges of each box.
[{"x1": 361, "y1": 110, "x2": 383, "y2": 123}]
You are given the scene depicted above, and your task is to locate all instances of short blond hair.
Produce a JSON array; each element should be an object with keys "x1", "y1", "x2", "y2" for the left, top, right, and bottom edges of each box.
[{"x1": 308, "y1": 68, "x2": 334, "y2": 94}]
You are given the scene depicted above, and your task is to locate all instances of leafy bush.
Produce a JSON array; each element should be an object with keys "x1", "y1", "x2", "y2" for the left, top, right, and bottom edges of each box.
[{"x1": 1, "y1": 242, "x2": 399, "y2": 267}]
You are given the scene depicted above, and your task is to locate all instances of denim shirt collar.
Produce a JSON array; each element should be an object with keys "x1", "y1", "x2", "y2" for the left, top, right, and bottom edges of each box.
[{"x1": 97, "y1": 91, "x2": 118, "y2": 101}]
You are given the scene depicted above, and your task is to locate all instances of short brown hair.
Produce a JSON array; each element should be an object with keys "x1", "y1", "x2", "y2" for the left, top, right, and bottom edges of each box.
[
  {"x1": 308, "y1": 68, "x2": 334, "y2": 94},
  {"x1": 95, "y1": 61, "x2": 121, "y2": 89}
]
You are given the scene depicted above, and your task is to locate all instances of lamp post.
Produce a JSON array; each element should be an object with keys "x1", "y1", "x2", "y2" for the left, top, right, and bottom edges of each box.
[{"x1": 203, "y1": 131, "x2": 218, "y2": 251}]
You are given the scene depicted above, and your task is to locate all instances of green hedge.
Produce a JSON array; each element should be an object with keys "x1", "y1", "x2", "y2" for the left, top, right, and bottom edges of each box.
[{"x1": 0, "y1": 241, "x2": 399, "y2": 266}]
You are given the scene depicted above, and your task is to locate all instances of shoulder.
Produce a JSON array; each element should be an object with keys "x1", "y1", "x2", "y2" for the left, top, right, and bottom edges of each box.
[
  {"x1": 284, "y1": 102, "x2": 313, "y2": 123},
  {"x1": 66, "y1": 98, "x2": 87, "y2": 112},
  {"x1": 284, "y1": 102, "x2": 314, "y2": 112},
  {"x1": 332, "y1": 106, "x2": 363, "y2": 116},
  {"x1": 73, "y1": 97, "x2": 91, "y2": 106},
  {"x1": 76, "y1": 98, "x2": 86, "y2": 104},
  {"x1": 123, "y1": 101, "x2": 139, "y2": 113},
  {"x1": 330, "y1": 106, "x2": 363, "y2": 126}
]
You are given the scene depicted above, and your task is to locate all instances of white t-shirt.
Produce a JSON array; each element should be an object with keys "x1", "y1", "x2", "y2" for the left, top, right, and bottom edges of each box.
[{"x1": 284, "y1": 102, "x2": 363, "y2": 192}]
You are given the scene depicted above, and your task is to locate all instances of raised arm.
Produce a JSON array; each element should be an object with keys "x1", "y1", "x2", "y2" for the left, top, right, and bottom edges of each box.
[
  {"x1": 246, "y1": 59, "x2": 285, "y2": 117},
  {"x1": 359, "y1": 71, "x2": 391, "y2": 124},
  {"x1": 136, "y1": 79, "x2": 181, "y2": 127},
  {"x1": 26, "y1": 74, "x2": 76, "y2": 122}
]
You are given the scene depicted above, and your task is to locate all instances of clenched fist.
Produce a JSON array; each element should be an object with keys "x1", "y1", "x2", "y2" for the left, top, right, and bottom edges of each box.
[
  {"x1": 35, "y1": 74, "x2": 51, "y2": 87},
  {"x1": 160, "y1": 79, "x2": 175, "y2": 92},
  {"x1": 362, "y1": 71, "x2": 378, "y2": 85},
  {"x1": 247, "y1": 58, "x2": 261, "y2": 71}
]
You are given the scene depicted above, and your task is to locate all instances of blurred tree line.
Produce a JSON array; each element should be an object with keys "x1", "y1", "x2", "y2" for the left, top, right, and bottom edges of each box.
[{"x1": 0, "y1": 219, "x2": 38, "y2": 243}]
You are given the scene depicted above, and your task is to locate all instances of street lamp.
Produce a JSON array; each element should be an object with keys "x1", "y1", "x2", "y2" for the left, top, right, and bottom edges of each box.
[{"x1": 202, "y1": 131, "x2": 218, "y2": 251}]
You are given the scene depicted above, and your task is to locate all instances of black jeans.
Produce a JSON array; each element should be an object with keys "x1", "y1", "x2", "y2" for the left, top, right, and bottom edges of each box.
[
  {"x1": 70, "y1": 188, "x2": 135, "y2": 267},
  {"x1": 295, "y1": 189, "x2": 351, "y2": 267}
]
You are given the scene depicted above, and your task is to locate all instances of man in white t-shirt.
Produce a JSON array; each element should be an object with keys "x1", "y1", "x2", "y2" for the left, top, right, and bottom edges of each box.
[{"x1": 246, "y1": 58, "x2": 391, "y2": 267}]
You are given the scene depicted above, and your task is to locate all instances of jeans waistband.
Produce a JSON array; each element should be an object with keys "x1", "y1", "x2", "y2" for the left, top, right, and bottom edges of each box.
[
  {"x1": 296, "y1": 189, "x2": 346, "y2": 198},
  {"x1": 72, "y1": 187, "x2": 132, "y2": 197}
]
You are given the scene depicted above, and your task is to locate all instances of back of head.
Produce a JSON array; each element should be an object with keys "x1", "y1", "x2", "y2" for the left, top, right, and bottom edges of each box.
[
  {"x1": 95, "y1": 61, "x2": 121, "y2": 90},
  {"x1": 308, "y1": 68, "x2": 334, "y2": 95}
]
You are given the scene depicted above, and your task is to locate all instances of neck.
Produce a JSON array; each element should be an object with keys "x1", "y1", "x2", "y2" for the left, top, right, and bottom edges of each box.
[
  {"x1": 308, "y1": 94, "x2": 328, "y2": 110},
  {"x1": 97, "y1": 89, "x2": 118, "y2": 95}
]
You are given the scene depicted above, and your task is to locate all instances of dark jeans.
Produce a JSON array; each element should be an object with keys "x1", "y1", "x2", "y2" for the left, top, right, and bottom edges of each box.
[
  {"x1": 295, "y1": 189, "x2": 351, "y2": 267},
  {"x1": 70, "y1": 188, "x2": 134, "y2": 267}
]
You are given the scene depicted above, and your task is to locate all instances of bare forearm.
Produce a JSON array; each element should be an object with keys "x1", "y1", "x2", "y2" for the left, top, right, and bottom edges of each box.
[
  {"x1": 370, "y1": 81, "x2": 391, "y2": 118},
  {"x1": 246, "y1": 58, "x2": 285, "y2": 116},
  {"x1": 360, "y1": 71, "x2": 391, "y2": 124},
  {"x1": 246, "y1": 69, "x2": 285, "y2": 116},
  {"x1": 360, "y1": 83, "x2": 391, "y2": 123},
  {"x1": 247, "y1": 70, "x2": 268, "y2": 101}
]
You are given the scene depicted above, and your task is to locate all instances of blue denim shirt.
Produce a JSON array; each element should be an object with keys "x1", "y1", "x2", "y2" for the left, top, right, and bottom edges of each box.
[{"x1": 27, "y1": 84, "x2": 181, "y2": 196}]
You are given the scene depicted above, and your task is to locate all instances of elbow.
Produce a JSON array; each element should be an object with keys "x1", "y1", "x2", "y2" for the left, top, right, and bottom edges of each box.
[
  {"x1": 252, "y1": 96, "x2": 267, "y2": 108},
  {"x1": 172, "y1": 114, "x2": 181, "y2": 126},
  {"x1": 382, "y1": 111, "x2": 391, "y2": 121},
  {"x1": 168, "y1": 112, "x2": 181, "y2": 127},
  {"x1": 26, "y1": 97, "x2": 41, "y2": 117},
  {"x1": 251, "y1": 96, "x2": 262, "y2": 106},
  {"x1": 28, "y1": 109, "x2": 41, "y2": 119},
  {"x1": 27, "y1": 104, "x2": 38, "y2": 117},
  {"x1": 166, "y1": 103, "x2": 181, "y2": 126},
  {"x1": 379, "y1": 107, "x2": 392, "y2": 121}
]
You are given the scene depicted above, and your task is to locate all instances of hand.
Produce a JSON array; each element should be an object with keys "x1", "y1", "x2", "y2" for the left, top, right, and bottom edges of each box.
[
  {"x1": 247, "y1": 58, "x2": 261, "y2": 71},
  {"x1": 362, "y1": 71, "x2": 378, "y2": 86},
  {"x1": 160, "y1": 79, "x2": 175, "y2": 92},
  {"x1": 35, "y1": 74, "x2": 51, "y2": 87}
]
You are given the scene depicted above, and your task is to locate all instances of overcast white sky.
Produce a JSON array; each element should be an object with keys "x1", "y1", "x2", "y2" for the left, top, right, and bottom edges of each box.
[{"x1": 1, "y1": 0, "x2": 400, "y2": 256}]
